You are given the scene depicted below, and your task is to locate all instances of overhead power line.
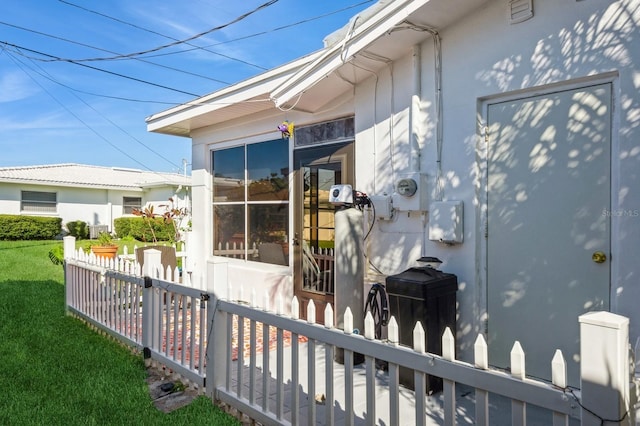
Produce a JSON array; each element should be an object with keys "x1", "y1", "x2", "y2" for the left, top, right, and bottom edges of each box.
[
  {"x1": 50, "y1": 0, "x2": 280, "y2": 63},
  {"x1": 3, "y1": 44, "x2": 189, "y2": 174},
  {"x1": 0, "y1": 20, "x2": 230, "y2": 85},
  {"x1": 132, "y1": 0, "x2": 375, "y2": 60},
  {"x1": 58, "y1": 0, "x2": 268, "y2": 71},
  {"x1": 1, "y1": 41, "x2": 200, "y2": 97}
]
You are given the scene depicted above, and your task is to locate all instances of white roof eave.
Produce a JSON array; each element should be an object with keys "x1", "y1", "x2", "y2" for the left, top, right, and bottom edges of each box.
[
  {"x1": 146, "y1": 50, "x2": 325, "y2": 135},
  {"x1": 270, "y1": 0, "x2": 431, "y2": 108}
]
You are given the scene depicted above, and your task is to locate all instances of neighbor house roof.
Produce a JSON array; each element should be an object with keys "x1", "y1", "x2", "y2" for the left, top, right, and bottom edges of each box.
[{"x1": 0, "y1": 164, "x2": 191, "y2": 192}]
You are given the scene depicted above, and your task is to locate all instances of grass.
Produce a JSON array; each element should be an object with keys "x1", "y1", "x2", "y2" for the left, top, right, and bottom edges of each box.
[{"x1": 0, "y1": 240, "x2": 239, "y2": 426}]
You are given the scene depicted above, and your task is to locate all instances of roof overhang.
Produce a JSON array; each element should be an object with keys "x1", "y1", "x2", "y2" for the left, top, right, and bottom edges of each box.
[
  {"x1": 146, "y1": 51, "x2": 323, "y2": 136},
  {"x1": 271, "y1": 0, "x2": 490, "y2": 112},
  {"x1": 148, "y1": 0, "x2": 490, "y2": 136}
]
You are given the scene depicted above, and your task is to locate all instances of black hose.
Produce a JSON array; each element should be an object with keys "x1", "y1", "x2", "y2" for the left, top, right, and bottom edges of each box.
[{"x1": 364, "y1": 283, "x2": 389, "y2": 340}]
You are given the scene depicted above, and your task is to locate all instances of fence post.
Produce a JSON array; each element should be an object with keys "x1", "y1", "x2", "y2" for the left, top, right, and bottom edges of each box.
[
  {"x1": 142, "y1": 276, "x2": 153, "y2": 367},
  {"x1": 143, "y1": 249, "x2": 161, "y2": 278},
  {"x1": 205, "y1": 271, "x2": 227, "y2": 400},
  {"x1": 579, "y1": 311, "x2": 631, "y2": 425},
  {"x1": 63, "y1": 236, "x2": 76, "y2": 314}
]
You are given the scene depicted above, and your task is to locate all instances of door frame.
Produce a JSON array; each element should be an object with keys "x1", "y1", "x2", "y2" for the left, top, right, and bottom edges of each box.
[
  {"x1": 476, "y1": 73, "x2": 620, "y2": 339},
  {"x1": 293, "y1": 141, "x2": 354, "y2": 322}
]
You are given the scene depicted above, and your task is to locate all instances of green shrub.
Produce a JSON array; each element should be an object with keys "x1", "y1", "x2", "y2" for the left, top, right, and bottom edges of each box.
[
  {"x1": 114, "y1": 217, "x2": 173, "y2": 242},
  {"x1": 0, "y1": 215, "x2": 62, "y2": 240},
  {"x1": 113, "y1": 217, "x2": 131, "y2": 239},
  {"x1": 66, "y1": 220, "x2": 88, "y2": 239}
]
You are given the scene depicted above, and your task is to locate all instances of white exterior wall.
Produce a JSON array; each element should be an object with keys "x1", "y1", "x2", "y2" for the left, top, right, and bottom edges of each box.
[
  {"x1": 0, "y1": 182, "x2": 187, "y2": 235},
  {"x1": 353, "y1": 0, "x2": 640, "y2": 359},
  {"x1": 186, "y1": 0, "x2": 639, "y2": 359}
]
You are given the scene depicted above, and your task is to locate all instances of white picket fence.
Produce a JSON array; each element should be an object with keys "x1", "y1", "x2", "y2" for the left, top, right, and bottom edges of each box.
[
  {"x1": 63, "y1": 238, "x2": 637, "y2": 425},
  {"x1": 215, "y1": 241, "x2": 259, "y2": 259}
]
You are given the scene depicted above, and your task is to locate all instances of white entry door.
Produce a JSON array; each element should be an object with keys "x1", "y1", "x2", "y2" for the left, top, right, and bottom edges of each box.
[{"x1": 486, "y1": 83, "x2": 611, "y2": 387}]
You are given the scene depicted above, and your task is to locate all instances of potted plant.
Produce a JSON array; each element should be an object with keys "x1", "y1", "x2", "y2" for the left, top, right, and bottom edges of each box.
[{"x1": 91, "y1": 231, "x2": 118, "y2": 260}]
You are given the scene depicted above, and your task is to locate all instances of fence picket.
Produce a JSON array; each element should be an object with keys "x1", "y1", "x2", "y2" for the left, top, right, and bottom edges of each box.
[
  {"x1": 510, "y1": 341, "x2": 526, "y2": 426},
  {"x1": 291, "y1": 296, "x2": 299, "y2": 320},
  {"x1": 442, "y1": 328, "x2": 456, "y2": 426},
  {"x1": 325, "y1": 303, "x2": 334, "y2": 328},
  {"x1": 413, "y1": 321, "x2": 427, "y2": 426},
  {"x1": 307, "y1": 299, "x2": 316, "y2": 324},
  {"x1": 551, "y1": 350, "x2": 569, "y2": 426},
  {"x1": 474, "y1": 335, "x2": 490, "y2": 426},
  {"x1": 364, "y1": 311, "x2": 375, "y2": 340},
  {"x1": 388, "y1": 316, "x2": 398, "y2": 345}
]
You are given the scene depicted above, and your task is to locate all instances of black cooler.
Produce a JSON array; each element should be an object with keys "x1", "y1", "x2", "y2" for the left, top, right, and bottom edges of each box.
[{"x1": 385, "y1": 261, "x2": 457, "y2": 394}]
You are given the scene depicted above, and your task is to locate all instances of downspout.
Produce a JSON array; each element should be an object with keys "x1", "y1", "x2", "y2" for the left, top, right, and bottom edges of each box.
[
  {"x1": 410, "y1": 44, "x2": 422, "y2": 173},
  {"x1": 432, "y1": 30, "x2": 444, "y2": 202}
]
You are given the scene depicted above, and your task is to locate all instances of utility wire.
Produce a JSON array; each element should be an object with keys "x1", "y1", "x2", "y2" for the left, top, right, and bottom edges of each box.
[
  {"x1": 58, "y1": 0, "x2": 268, "y2": 71},
  {"x1": 3, "y1": 49, "x2": 157, "y2": 172},
  {"x1": 0, "y1": 21, "x2": 229, "y2": 85},
  {"x1": 6, "y1": 48, "x2": 183, "y2": 171},
  {"x1": 1, "y1": 41, "x2": 200, "y2": 97},
  {"x1": 2, "y1": 43, "x2": 273, "y2": 108},
  {"x1": 48, "y1": 0, "x2": 280, "y2": 63},
  {"x1": 140, "y1": 0, "x2": 375, "y2": 60}
]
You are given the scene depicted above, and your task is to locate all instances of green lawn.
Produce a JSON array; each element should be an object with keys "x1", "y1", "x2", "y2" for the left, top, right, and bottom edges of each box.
[{"x1": 0, "y1": 240, "x2": 238, "y2": 426}]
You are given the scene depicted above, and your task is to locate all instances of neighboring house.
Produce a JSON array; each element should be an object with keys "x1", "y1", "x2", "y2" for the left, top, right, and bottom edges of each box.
[
  {"x1": 0, "y1": 164, "x2": 191, "y2": 235},
  {"x1": 147, "y1": 0, "x2": 639, "y2": 387}
]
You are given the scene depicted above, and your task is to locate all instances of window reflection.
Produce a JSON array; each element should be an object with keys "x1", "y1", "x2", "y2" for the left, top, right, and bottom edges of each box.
[
  {"x1": 247, "y1": 139, "x2": 289, "y2": 202},
  {"x1": 249, "y1": 204, "x2": 289, "y2": 266},
  {"x1": 211, "y1": 139, "x2": 289, "y2": 265},
  {"x1": 213, "y1": 205, "x2": 246, "y2": 260},
  {"x1": 213, "y1": 146, "x2": 244, "y2": 202}
]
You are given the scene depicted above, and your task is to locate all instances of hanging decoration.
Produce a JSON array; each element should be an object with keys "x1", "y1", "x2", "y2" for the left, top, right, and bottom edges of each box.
[{"x1": 277, "y1": 120, "x2": 294, "y2": 138}]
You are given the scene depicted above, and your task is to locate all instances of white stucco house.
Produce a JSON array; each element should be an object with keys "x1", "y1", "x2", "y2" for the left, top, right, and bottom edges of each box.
[
  {"x1": 146, "y1": 0, "x2": 639, "y2": 387},
  {"x1": 0, "y1": 163, "x2": 191, "y2": 235}
]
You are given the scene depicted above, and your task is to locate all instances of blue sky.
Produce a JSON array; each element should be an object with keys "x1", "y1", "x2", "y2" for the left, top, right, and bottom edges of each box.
[{"x1": 0, "y1": 0, "x2": 373, "y2": 174}]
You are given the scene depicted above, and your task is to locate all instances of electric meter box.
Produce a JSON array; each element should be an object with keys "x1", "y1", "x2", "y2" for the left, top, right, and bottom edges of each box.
[
  {"x1": 428, "y1": 200, "x2": 464, "y2": 244},
  {"x1": 391, "y1": 173, "x2": 428, "y2": 211}
]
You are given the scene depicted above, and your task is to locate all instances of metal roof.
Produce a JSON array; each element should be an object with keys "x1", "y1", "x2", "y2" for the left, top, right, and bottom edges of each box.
[{"x1": 0, "y1": 164, "x2": 191, "y2": 191}]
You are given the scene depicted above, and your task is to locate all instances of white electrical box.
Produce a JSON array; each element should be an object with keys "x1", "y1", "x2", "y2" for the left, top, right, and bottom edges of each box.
[
  {"x1": 369, "y1": 195, "x2": 393, "y2": 220},
  {"x1": 329, "y1": 184, "x2": 353, "y2": 204},
  {"x1": 429, "y1": 200, "x2": 464, "y2": 244},
  {"x1": 391, "y1": 173, "x2": 428, "y2": 211}
]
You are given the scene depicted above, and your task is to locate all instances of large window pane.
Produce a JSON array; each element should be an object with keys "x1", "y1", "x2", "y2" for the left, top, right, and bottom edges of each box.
[
  {"x1": 249, "y1": 204, "x2": 289, "y2": 266},
  {"x1": 21, "y1": 190, "x2": 56, "y2": 213},
  {"x1": 213, "y1": 147, "x2": 244, "y2": 202},
  {"x1": 123, "y1": 197, "x2": 141, "y2": 214},
  {"x1": 213, "y1": 205, "x2": 246, "y2": 260},
  {"x1": 247, "y1": 139, "x2": 288, "y2": 202},
  {"x1": 212, "y1": 140, "x2": 289, "y2": 264}
]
